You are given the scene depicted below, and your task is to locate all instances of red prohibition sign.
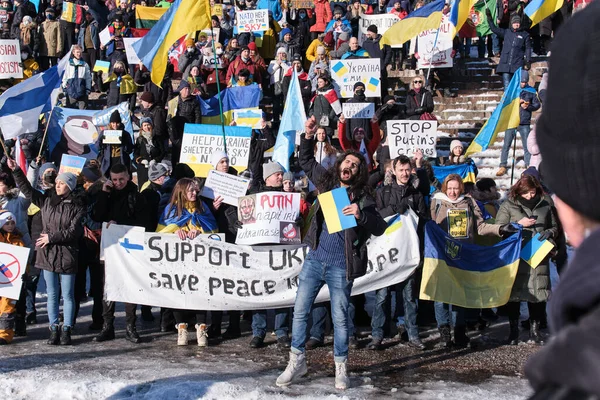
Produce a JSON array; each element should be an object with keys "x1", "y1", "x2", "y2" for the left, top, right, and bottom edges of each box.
[{"x1": 0, "y1": 252, "x2": 21, "y2": 285}]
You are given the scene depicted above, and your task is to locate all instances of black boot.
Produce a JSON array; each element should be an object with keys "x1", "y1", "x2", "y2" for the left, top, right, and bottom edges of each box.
[
  {"x1": 529, "y1": 320, "x2": 544, "y2": 345},
  {"x1": 60, "y1": 326, "x2": 72, "y2": 345},
  {"x1": 437, "y1": 324, "x2": 452, "y2": 348},
  {"x1": 453, "y1": 326, "x2": 470, "y2": 348},
  {"x1": 125, "y1": 324, "x2": 141, "y2": 344},
  {"x1": 141, "y1": 306, "x2": 155, "y2": 322},
  {"x1": 47, "y1": 325, "x2": 60, "y2": 345},
  {"x1": 94, "y1": 323, "x2": 115, "y2": 342},
  {"x1": 14, "y1": 317, "x2": 26, "y2": 337},
  {"x1": 507, "y1": 319, "x2": 519, "y2": 345}
]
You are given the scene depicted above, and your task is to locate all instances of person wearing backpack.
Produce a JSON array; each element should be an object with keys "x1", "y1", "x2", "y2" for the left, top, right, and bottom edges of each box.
[{"x1": 61, "y1": 44, "x2": 92, "y2": 110}]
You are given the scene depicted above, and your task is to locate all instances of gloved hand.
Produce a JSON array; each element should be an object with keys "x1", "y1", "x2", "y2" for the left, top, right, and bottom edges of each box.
[
  {"x1": 141, "y1": 160, "x2": 149, "y2": 166},
  {"x1": 499, "y1": 223, "x2": 519, "y2": 237},
  {"x1": 538, "y1": 230, "x2": 553, "y2": 241},
  {"x1": 524, "y1": 62, "x2": 531, "y2": 71},
  {"x1": 393, "y1": 203, "x2": 409, "y2": 215},
  {"x1": 233, "y1": 220, "x2": 243, "y2": 230},
  {"x1": 295, "y1": 215, "x2": 304, "y2": 230},
  {"x1": 414, "y1": 107, "x2": 424, "y2": 114},
  {"x1": 486, "y1": 8, "x2": 492, "y2": 19}
]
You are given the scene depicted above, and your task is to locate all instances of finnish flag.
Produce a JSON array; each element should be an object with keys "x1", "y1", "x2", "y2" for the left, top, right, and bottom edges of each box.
[{"x1": 0, "y1": 53, "x2": 70, "y2": 140}]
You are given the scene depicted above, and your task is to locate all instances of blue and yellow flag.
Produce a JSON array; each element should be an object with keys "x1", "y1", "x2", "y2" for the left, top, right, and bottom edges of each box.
[
  {"x1": 521, "y1": 232, "x2": 555, "y2": 268},
  {"x1": 465, "y1": 68, "x2": 524, "y2": 157},
  {"x1": 432, "y1": 160, "x2": 478, "y2": 184},
  {"x1": 525, "y1": 0, "x2": 564, "y2": 27},
  {"x1": 380, "y1": 0, "x2": 445, "y2": 47},
  {"x1": 449, "y1": 0, "x2": 477, "y2": 38},
  {"x1": 317, "y1": 188, "x2": 357, "y2": 234},
  {"x1": 157, "y1": 204, "x2": 218, "y2": 234},
  {"x1": 420, "y1": 221, "x2": 522, "y2": 308},
  {"x1": 132, "y1": 0, "x2": 211, "y2": 87},
  {"x1": 198, "y1": 85, "x2": 262, "y2": 126}
]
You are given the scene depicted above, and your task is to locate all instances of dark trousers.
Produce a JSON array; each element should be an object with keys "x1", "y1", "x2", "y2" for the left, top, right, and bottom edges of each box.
[
  {"x1": 505, "y1": 301, "x2": 546, "y2": 322},
  {"x1": 173, "y1": 310, "x2": 207, "y2": 325},
  {"x1": 81, "y1": 48, "x2": 103, "y2": 92},
  {"x1": 39, "y1": 56, "x2": 59, "y2": 71},
  {"x1": 74, "y1": 259, "x2": 104, "y2": 325},
  {"x1": 211, "y1": 310, "x2": 241, "y2": 330},
  {"x1": 103, "y1": 301, "x2": 137, "y2": 326}
]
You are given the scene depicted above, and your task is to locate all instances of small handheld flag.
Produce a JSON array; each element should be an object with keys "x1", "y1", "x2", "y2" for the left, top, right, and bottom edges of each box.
[
  {"x1": 521, "y1": 232, "x2": 555, "y2": 268},
  {"x1": 318, "y1": 188, "x2": 357, "y2": 234}
]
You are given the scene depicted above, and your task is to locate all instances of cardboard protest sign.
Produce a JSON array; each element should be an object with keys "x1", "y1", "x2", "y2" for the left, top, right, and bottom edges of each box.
[
  {"x1": 0, "y1": 40, "x2": 22, "y2": 79},
  {"x1": 59, "y1": 154, "x2": 86, "y2": 175},
  {"x1": 102, "y1": 129, "x2": 122, "y2": 144},
  {"x1": 237, "y1": 9, "x2": 269, "y2": 33},
  {"x1": 212, "y1": 3, "x2": 223, "y2": 16},
  {"x1": 521, "y1": 233, "x2": 555, "y2": 268},
  {"x1": 358, "y1": 14, "x2": 400, "y2": 45},
  {"x1": 318, "y1": 187, "x2": 357, "y2": 233},
  {"x1": 342, "y1": 102, "x2": 375, "y2": 119},
  {"x1": 330, "y1": 58, "x2": 381, "y2": 98},
  {"x1": 417, "y1": 17, "x2": 454, "y2": 69},
  {"x1": 233, "y1": 109, "x2": 262, "y2": 128},
  {"x1": 236, "y1": 192, "x2": 301, "y2": 245},
  {"x1": 101, "y1": 211, "x2": 421, "y2": 310},
  {"x1": 123, "y1": 37, "x2": 141, "y2": 64},
  {"x1": 201, "y1": 170, "x2": 251, "y2": 206},
  {"x1": 99, "y1": 26, "x2": 111, "y2": 46},
  {"x1": 179, "y1": 123, "x2": 252, "y2": 177},
  {"x1": 387, "y1": 120, "x2": 438, "y2": 158},
  {"x1": 0, "y1": 242, "x2": 31, "y2": 300}
]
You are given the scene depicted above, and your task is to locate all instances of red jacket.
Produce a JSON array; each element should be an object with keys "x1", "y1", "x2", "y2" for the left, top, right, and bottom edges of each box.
[
  {"x1": 338, "y1": 119, "x2": 381, "y2": 170},
  {"x1": 311, "y1": 0, "x2": 333, "y2": 32}
]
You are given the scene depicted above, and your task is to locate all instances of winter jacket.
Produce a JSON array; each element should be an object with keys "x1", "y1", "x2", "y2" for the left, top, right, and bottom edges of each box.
[
  {"x1": 430, "y1": 192, "x2": 501, "y2": 244},
  {"x1": 519, "y1": 86, "x2": 541, "y2": 126},
  {"x1": 376, "y1": 177, "x2": 428, "y2": 220},
  {"x1": 525, "y1": 228, "x2": 600, "y2": 399},
  {"x1": 134, "y1": 134, "x2": 166, "y2": 165},
  {"x1": 306, "y1": 38, "x2": 329, "y2": 63},
  {"x1": 13, "y1": 167, "x2": 85, "y2": 275},
  {"x1": 108, "y1": 6, "x2": 134, "y2": 27},
  {"x1": 495, "y1": 195, "x2": 558, "y2": 302},
  {"x1": 405, "y1": 88, "x2": 434, "y2": 120},
  {"x1": 258, "y1": 21, "x2": 281, "y2": 62},
  {"x1": 248, "y1": 127, "x2": 276, "y2": 188},
  {"x1": 168, "y1": 94, "x2": 202, "y2": 164},
  {"x1": 488, "y1": 16, "x2": 531, "y2": 74},
  {"x1": 226, "y1": 56, "x2": 263, "y2": 86},
  {"x1": 38, "y1": 19, "x2": 62, "y2": 57},
  {"x1": 61, "y1": 57, "x2": 92, "y2": 97},
  {"x1": 19, "y1": 21, "x2": 36, "y2": 49},
  {"x1": 92, "y1": 180, "x2": 148, "y2": 227},
  {"x1": 338, "y1": 119, "x2": 381, "y2": 170},
  {"x1": 77, "y1": 19, "x2": 99, "y2": 50},
  {"x1": 10, "y1": 0, "x2": 35, "y2": 39},
  {"x1": 343, "y1": 94, "x2": 376, "y2": 139},
  {"x1": 257, "y1": 0, "x2": 282, "y2": 21},
  {"x1": 341, "y1": 46, "x2": 369, "y2": 59},
  {"x1": 311, "y1": 0, "x2": 332, "y2": 32},
  {"x1": 0, "y1": 189, "x2": 31, "y2": 248},
  {"x1": 178, "y1": 48, "x2": 202, "y2": 81},
  {"x1": 140, "y1": 105, "x2": 167, "y2": 142},
  {"x1": 201, "y1": 55, "x2": 229, "y2": 93},
  {"x1": 133, "y1": 64, "x2": 173, "y2": 107},
  {"x1": 95, "y1": 128, "x2": 134, "y2": 175},
  {"x1": 105, "y1": 24, "x2": 131, "y2": 57},
  {"x1": 140, "y1": 181, "x2": 163, "y2": 232},
  {"x1": 309, "y1": 84, "x2": 342, "y2": 129},
  {"x1": 274, "y1": 39, "x2": 300, "y2": 61},
  {"x1": 299, "y1": 133, "x2": 387, "y2": 280},
  {"x1": 105, "y1": 72, "x2": 136, "y2": 107},
  {"x1": 362, "y1": 34, "x2": 392, "y2": 68},
  {"x1": 527, "y1": 126, "x2": 541, "y2": 169},
  {"x1": 267, "y1": 59, "x2": 290, "y2": 88},
  {"x1": 282, "y1": 69, "x2": 312, "y2": 111}
]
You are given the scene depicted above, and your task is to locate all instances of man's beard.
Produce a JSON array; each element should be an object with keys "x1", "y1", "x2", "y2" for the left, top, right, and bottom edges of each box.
[{"x1": 339, "y1": 167, "x2": 357, "y2": 185}]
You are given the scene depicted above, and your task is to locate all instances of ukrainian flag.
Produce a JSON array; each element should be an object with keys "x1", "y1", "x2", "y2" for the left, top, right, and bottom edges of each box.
[
  {"x1": 432, "y1": 160, "x2": 478, "y2": 184},
  {"x1": 380, "y1": 0, "x2": 445, "y2": 47},
  {"x1": 93, "y1": 60, "x2": 110, "y2": 74},
  {"x1": 448, "y1": 0, "x2": 477, "y2": 38},
  {"x1": 465, "y1": 68, "x2": 523, "y2": 157},
  {"x1": 132, "y1": 0, "x2": 211, "y2": 87},
  {"x1": 199, "y1": 85, "x2": 262, "y2": 126},
  {"x1": 331, "y1": 62, "x2": 348, "y2": 77},
  {"x1": 157, "y1": 204, "x2": 218, "y2": 234},
  {"x1": 525, "y1": 0, "x2": 564, "y2": 28},
  {"x1": 420, "y1": 221, "x2": 522, "y2": 308},
  {"x1": 317, "y1": 187, "x2": 357, "y2": 234},
  {"x1": 135, "y1": 5, "x2": 168, "y2": 29},
  {"x1": 521, "y1": 232, "x2": 555, "y2": 268}
]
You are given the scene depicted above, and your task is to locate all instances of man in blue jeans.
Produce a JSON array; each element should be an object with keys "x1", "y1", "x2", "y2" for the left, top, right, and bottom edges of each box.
[
  {"x1": 496, "y1": 70, "x2": 541, "y2": 176},
  {"x1": 276, "y1": 116, "x2": 387, "y2": 390}
]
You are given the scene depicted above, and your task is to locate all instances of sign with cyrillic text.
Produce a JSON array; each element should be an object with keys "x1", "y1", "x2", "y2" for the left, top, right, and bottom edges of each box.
[{"x1": 330, "y1": 58, "x2": 381, "y2": 98}]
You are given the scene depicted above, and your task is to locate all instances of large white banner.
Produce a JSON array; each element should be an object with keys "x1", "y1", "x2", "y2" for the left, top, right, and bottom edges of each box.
[
  {"x1": 102, "y1": 212, "x2": 421, "y2": 310},
  {"x1": 358, "y1": 14, "x2": 400, "y2": 45},
  {"x1": 416, "y1": 17, "x2": 453, "y2": 69},
  {"x1": 0, "y1": 40, "x2": 23, "y2": 79},
  {"x1": 0, "y1": 242, "x2": 31, "y2": 300},
  {"x1": 330, "y1": 58, "x2": 381, "y2": 98},
  {"x1": 387, "y1": 120, "x2": 438, "y2": 158}
]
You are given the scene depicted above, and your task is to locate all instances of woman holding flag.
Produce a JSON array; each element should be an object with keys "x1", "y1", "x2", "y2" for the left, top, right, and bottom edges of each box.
[
  {"x1": 430, "y1": 174, "x2": 517, "y2": 347},
  {"x1": 157, "y1": 178, "x2": 218, "y2": 347},
  {"x1": 496, "y1": 175, "x2": 558, "y2": 345}
]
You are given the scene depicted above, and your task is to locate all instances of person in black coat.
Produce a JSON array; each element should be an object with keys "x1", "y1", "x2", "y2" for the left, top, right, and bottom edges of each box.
[
  {"x1": 245, "y1": 120, "x2": 276, "y2": 190},
  {"x1": 282, "y1": 55, "x2": 313, "y2": 113},
  {"x1": 405, "y1": 77, "x2": 434, "y2": 120},
  {"x1": 139, "y1": 91, "x2": 168, "y2": 142},
  {"x1": 362, "y1": 25, "x2": 392, "y2": 90},
  {"x1": 168, "y1": 80, "x2": 202, "y2": 165},
  {"x1": 134, "y1": 62, "x2": 174, "y2": 108},
  {"x1": 487, "y1": 10, "x2": 532, "y2": 89},
  {"x1": 95, "y1": 110, "x2": 134, "y2": 176},
  {"x1": 134, "y1": 117, "x2": 166, "y2": 188},
  {"x1": 10, "y1": 0, "x2": 35, "y2": 39}
]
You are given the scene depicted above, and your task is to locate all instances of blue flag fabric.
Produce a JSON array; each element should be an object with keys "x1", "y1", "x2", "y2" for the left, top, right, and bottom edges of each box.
[
  {"x1": 272, "y1": 70, "x2": 307, "y2": 171},
  {"x1": 198, "y1": 85, "x2": 262, "y2": 124},
  {"x1": 157, "y1": 202, "x2": 218, "y2": 233},
  {"x1": 432, "y1": 160, "x2": 478, "y2": 184}
]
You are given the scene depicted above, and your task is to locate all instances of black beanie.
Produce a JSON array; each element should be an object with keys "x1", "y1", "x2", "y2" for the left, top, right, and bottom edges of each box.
[
  {"x1": 367, "y1": 24, "x2": 378, "y2": 34},
  {"x1": 354, "y1": 81, "x2": 366, "y2": 91},
  {"x1": 536, "y1": 0, "x2": 600, "y2": 222},
  {"x1": 109, "y1": 110, "x2": 121, "y2": 124}
]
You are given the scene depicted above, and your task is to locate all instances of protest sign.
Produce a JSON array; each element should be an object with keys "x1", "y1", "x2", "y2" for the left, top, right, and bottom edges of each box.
[
  {"x1": 294, "y1": 0, "x2": 313, "y2": 8},
  {"x1": 330, "y1": 58, "x2": 381, "y2": 98},
  {"x1": 59, "y1": 154, "x2": 86, "y2": 175},
  {"x1": 212, "y1": 3, "x2": 223, "y2": 16},
  {"x1": 318, "y1": 188, "x2": 357, "y2": 233},
  {"x1": 358, "y1": 14, "x2": 400, "y2": 45},
  {"x1": 237, "y1": 9, "x2": 269, "y2": 33},
  {"x1": 102, "y1": 129, "x2": 122, "y2": 144},
  {"x1": 233, "y1": 109, "x2": 262, "y2": 128},
  {"x1": 101, "y1": 211, "x2": 421, "y2": 310},
  {"x1": 99, "y1": 27, "x2": 111, "y2": 46},
  {"x1": 0, "y1": 40, "x2": 22, "y2": 79},
  {"x1": 387, "y1": 120, "x2": 438, "y2": 158},
  {"x1": 179, "y1": 123, "x2": 252, "y2": 177},
  {"x1": 236, "y1": 192, "x2": 301, "y2": 245},
  {"x1": 123, "y1": 37, "x2": 141, "y2": 64},
  {"x1": 0, "y1": 242, "x2": 31, "y2": 300},
  {"x1": 417, "y1": 17, "x2": 454, "y2": 69},
  {"x1": 521, "y1": 233, "x2": 555, "y2": 268},
  {"x1": 342, "y1": 102, "x2": 375, "y2": 119},
  {"x1": 201, "y1": 170, "x2": 251, "y2": 206}
]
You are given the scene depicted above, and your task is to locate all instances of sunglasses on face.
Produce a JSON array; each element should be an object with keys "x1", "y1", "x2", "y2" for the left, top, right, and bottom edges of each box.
[{"x1": 413, "y1": 80, "x2": 422, "y2": 84}]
